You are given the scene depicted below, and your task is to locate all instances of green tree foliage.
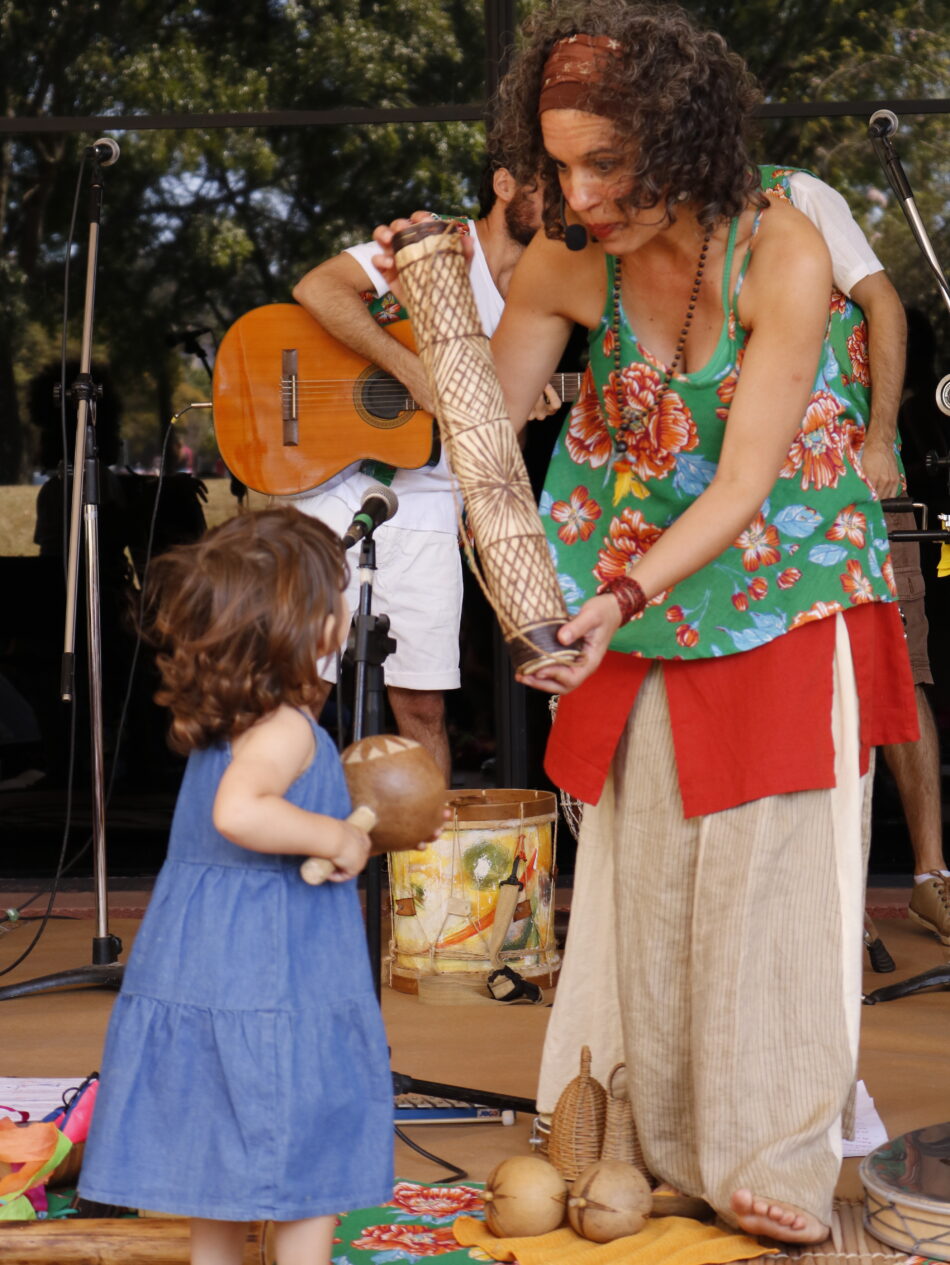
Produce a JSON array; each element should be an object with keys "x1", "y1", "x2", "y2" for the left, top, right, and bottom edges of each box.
[
  {"x1": 0, "y1": 0, "x2": 947, "y2": 483},
  {"x1": 0, "y1": 0, "x2": 487, "y2": 480}
]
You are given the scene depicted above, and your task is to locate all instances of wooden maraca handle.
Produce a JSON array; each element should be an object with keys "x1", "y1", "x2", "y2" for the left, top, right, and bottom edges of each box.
[{"x1": 299, "y1": 804, "x2": 378, "y2": 886}]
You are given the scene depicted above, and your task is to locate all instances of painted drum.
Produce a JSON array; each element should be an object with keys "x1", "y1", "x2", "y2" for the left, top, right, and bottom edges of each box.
[
  {"x1": 387, "y1": 789, "x2": 560, "y2": 994},
  {"x1": 860, "y1": 1122, "x2": 950, "y2": 1260}
]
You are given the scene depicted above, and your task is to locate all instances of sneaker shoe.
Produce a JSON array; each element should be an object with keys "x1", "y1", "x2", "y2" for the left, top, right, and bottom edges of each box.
[{"x1": 908, "y1": 872, "x2": 950, "y2": 946}]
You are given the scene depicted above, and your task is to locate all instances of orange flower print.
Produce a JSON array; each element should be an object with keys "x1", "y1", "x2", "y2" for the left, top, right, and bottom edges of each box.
[
  {"x1": 715, "y1": 368, "x2": 738, "y2": 421},
  {"x1": 550, "y1": 485, "x2": 602, "y2": 545},
  {"x1": 748, "y1": 577, "x2": 769, "y2": 600},
  {"x1": 351, "y1": 1224, "x2": 460, "y2": 1255},
  {"x1": 732, "y1": 591, "x2": 749, "y2": 611},
  {"x1": 827, "y1": 504, "x2": 867, "y2": 548},
  {"x1": 781, "y1": 390, "x2": 848, "y2": 490},
  {"x1": 846, "y1": 323, "x2": 871, "y2": 387},
  {"x1": 882, "y1": 554, "x2": 897, "y2": 595},
  {"x1": 594, "y1": 507, "x2": 664, "y2": 591},
  {"x1": 666, "y1": 605, "x2": 685, "y2": 622},
  {"x1": 777, "y1": 567, "x2": 802, "y2": 589},
  {"x1": 735, "y1": 513, "x2": 781, "y2": 572},
  {"x1": 830, "y1": 288, "x2": 850, "y2": 317},
  {"x1": 675, "y1": 623, "x2": 699, "y2": 647},
  {"x1": 565, "y1": 371, "x2": 612, "y2": 469},
  {"x1": 840, "y1": 558, "x2": 875, "y2": 604},
  {"x1": 604, "y1": 362, "x2": 698, "y2": 481},
  {"x1": 388, "y1": 1182, "x2": 483, "y2": 1217},
  {"x1": 603, "y1": 326, "x2": 617, "y2": 360},
  {"x1": 790, "y1": 600, "x2": 844, "y2": 629}
]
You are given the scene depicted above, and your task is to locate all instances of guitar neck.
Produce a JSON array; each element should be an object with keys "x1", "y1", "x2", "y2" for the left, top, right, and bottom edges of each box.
[{"x1": 550, "y1": 372, "x2": 583, "y2": 403}]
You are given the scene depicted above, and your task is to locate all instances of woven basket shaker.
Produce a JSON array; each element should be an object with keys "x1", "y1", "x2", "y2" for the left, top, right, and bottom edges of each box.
[
  {"x1": 548, "y1": 1045, "x2": 607, "y2": 1181},
  {"x1": 600, "y1": 1062, "x2": 653, "y2": 1183}
]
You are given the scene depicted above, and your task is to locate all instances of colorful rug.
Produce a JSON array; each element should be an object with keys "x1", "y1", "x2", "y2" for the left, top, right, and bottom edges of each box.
[{"x1": 326, "y1": 1188, "x2": 937, "y2": 1265}]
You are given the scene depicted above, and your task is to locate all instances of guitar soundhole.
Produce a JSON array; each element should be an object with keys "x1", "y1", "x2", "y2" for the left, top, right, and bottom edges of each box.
[{"x1": 358, "y1": 368, "x2": 412, "y2": 428}]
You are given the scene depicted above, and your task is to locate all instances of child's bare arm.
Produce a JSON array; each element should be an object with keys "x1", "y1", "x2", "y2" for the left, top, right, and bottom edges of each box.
[{"x1": 213, "y1": 706, "x2": 371, "y2": 880}]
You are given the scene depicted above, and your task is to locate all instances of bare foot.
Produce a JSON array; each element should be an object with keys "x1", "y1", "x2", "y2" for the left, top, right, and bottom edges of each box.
[{"x1": 730, "y1": 1189, "x2": 829, "y2": 1244}]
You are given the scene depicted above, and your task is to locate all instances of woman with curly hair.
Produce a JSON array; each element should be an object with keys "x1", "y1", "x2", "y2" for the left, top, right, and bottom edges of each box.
[
  {"x1": 372, "y1": 0, "x2": 916, "y2": 1244},
  {"x1": 78, "y1": 508, "x2": 398, "y2": 1265}
]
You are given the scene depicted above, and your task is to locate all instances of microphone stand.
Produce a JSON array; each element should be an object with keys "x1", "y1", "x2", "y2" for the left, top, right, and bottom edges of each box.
[
  {"x1": 0, "y1": 151, "x2": 124, "y2": 1000},
  {"x1": 343, "y1": 532, "x2": 535, "y2": 1170}
]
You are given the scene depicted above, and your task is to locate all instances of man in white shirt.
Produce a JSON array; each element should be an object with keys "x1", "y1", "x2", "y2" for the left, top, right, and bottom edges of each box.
[
  {"x1": 290, "y1": 161, "x2": 547, "y2": 779},
  {"x1": 766, "y1": 168, "x2": 949, "y2": 945}
]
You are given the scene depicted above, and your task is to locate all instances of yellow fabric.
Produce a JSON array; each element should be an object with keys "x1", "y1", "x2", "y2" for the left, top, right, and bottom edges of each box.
[
  {"x1": 937, "y1": 543, "x2": 950, "y2": 577},
  {"x1": 453, "y1": 1214, "x2": 776, "y2": 1265}
]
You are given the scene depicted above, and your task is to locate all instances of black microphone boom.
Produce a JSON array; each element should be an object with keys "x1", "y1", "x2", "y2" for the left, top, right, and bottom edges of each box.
[{"x1": 341, "y1": 485, "x2": 399, "y2": 549}]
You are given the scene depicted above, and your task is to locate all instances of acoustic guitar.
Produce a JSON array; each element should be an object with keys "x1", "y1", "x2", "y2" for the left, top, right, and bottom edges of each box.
[{"x1": 212, "y1": 303, "x2": 582, "y2": 496}]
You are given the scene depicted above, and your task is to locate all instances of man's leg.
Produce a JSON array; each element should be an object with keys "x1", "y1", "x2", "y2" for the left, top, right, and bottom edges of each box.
[
  {"x1": 886, "y1": 686, "x2": 950, "y2": 946},
  {"x1": 882, "y1": 685, "x2": 945, "y2": 873},
  {"x1": 882, "y1": 527, "x2": 948, "y2": 941},
  {"x1": 388, "y1": 686, "x2": 450, "y2": 782}
]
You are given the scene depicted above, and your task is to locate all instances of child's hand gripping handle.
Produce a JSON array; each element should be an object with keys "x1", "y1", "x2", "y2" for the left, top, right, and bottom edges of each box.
[{"x1": 299, "y1": 805, "x2": 377, "y2": 886}]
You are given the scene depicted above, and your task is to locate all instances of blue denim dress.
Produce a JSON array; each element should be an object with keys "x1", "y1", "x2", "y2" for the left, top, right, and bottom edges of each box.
[{"x1": 79, "y1": 718, "x2": 394, "y2": 1221}]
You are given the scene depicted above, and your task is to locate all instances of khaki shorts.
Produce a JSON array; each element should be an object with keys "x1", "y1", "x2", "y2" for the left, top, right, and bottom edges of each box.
[{"x1": 885, "y1": 510, "x2": 933, "y2": 686}]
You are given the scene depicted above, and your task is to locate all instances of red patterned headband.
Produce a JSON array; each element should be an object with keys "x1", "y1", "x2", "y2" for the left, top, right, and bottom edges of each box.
[{"x1": 538, "y1": 33, "x2": 624, "y2": 114}]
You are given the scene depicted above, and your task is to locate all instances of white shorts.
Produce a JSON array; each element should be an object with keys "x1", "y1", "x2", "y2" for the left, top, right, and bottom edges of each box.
[{"x1": 295, "y1": 490, "x2": 463, "y2": 691}]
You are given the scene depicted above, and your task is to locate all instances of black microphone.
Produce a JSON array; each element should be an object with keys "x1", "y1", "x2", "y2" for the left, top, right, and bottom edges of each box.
[
  {"x1": 341, "y1": 485, "x2": 399, "y2": 549},
  {"x1": 86, "y1": 137, "x2": 121, "y2": 166},
  {"x1": 867, "y1": 109, "x2": 899, "y2": 140},
  {"x1": 560, "y1": 194, "x2": 588, "y2": 251}
]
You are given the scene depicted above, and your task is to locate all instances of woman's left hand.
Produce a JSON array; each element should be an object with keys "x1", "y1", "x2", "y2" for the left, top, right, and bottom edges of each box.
[{"x1": 515, "y1": 594, "x2": 622, "y2": 694}]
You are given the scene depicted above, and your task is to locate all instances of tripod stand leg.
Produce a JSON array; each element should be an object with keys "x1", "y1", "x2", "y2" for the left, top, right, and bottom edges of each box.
[{"x1": 863, "y1": 913, "x2": 896, "y2": 973}]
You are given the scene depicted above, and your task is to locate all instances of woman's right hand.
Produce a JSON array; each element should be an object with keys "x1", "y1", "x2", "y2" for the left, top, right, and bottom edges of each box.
[{"x1": 515, "y1": 593, "x2": 622, "y2": 695}]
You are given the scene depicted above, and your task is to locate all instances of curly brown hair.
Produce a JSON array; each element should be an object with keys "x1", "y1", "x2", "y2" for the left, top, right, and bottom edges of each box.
[
  {"x1": 489, "y1": 0, "x2": 765, "y2": 236},
  {"x1": 142, "y1": 507, "x2": 347, "y2": 754}
]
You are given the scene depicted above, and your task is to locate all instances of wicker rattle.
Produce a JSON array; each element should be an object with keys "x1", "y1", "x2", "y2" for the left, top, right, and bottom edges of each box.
[{"x1": 300, "y1": 734, "x2": 445, "y2": 885}]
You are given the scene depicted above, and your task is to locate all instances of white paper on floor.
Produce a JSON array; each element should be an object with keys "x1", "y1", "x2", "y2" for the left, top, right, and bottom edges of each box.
[{"x1": 843, "y1": 1080, "x2": 889, "y2": 1157}]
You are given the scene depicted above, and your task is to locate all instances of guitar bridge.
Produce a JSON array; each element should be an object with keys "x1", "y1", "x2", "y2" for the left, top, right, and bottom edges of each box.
[{"x1": 281, "y1": 349, "x2": 299, "y2": 446}]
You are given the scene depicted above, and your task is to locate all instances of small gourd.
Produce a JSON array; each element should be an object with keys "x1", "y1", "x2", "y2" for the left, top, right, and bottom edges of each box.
[
  {"x1": 567, "y1": 1159, "x2": 652, "y2": 1242},
  {"x1": 482, "y1": 1155, "x2": 568, "y2": 1237}
]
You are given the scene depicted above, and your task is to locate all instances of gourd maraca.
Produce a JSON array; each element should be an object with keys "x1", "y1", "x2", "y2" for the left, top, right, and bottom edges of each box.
[
  {"x1": 300, "y1": 734, "x2": 445, "y2": 884},
  {"x1": 567, "y1": 1159, "x2": 652, "y2": 1242},
  {"x1": 482, "y1": 1155, "x2": 568, "y2": 1237}
]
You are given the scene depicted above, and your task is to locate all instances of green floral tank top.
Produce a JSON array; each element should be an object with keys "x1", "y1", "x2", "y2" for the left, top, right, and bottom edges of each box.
[{"x1": 539, "y1": 212, "x2": 896, "y2": 660}]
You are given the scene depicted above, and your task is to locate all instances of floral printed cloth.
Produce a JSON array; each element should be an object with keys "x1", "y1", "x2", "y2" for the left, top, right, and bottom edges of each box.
[
  {"x1": 319, "y1": 1182, "x2": 773, "y2": 1265},
  {"x1": 539, "y1": 209, "x2": 896, "y2": 661}
]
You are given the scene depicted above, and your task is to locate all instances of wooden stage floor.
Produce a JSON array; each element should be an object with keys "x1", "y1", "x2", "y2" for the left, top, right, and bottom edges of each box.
[{"x1": 0, "y1": 888, "x2": 948, "y2": 1261}]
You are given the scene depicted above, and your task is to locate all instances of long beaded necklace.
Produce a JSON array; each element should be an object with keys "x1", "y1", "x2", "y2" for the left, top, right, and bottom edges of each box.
[{"x1": 612, "y1": 229, "x2": 712, "y2": 457}]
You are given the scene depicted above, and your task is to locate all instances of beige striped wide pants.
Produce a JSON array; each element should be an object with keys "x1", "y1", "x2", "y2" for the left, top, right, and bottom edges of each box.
[{"x1": 538, "y1": 616, "x2": 869, "y2": 1224}]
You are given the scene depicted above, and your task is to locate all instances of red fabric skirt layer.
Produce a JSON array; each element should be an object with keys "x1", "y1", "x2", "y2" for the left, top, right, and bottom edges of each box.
[{"x1": 545, "y1": 601, "x2": 918, "y2": 818}]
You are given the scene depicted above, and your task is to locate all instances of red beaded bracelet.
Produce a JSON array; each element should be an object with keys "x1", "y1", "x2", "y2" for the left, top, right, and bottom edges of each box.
[{"x1": 597, "y1": 575, "x2": 647, "y2": 625}]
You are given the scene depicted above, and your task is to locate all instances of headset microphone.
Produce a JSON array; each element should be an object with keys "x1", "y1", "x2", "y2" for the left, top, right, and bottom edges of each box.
[{"x1": 560, "y1": 195, "x2": 589, "y2": 251}]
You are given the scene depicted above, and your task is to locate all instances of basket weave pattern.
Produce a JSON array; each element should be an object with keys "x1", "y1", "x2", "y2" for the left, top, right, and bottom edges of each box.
[
  {"x1": 548, "y1": 1046, "x2": 607, "y2": 1182},
  {"x1": 600, "y1": 1062, "x2": 653, "y2": 1183}
]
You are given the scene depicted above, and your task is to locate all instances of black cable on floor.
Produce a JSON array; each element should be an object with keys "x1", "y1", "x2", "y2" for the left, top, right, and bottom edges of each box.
[{"x1": 394, "y1": 1125, "x2": 467, "y2": 1184}]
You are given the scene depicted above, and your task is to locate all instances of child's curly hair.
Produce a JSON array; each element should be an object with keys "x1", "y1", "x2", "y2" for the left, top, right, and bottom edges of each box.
[
  {"x1": 489, "y1": 0, "x2": 766, "y2": 237},
  {"x1": 142, "y1": 507, "x2": 347, "y2": 753}
]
